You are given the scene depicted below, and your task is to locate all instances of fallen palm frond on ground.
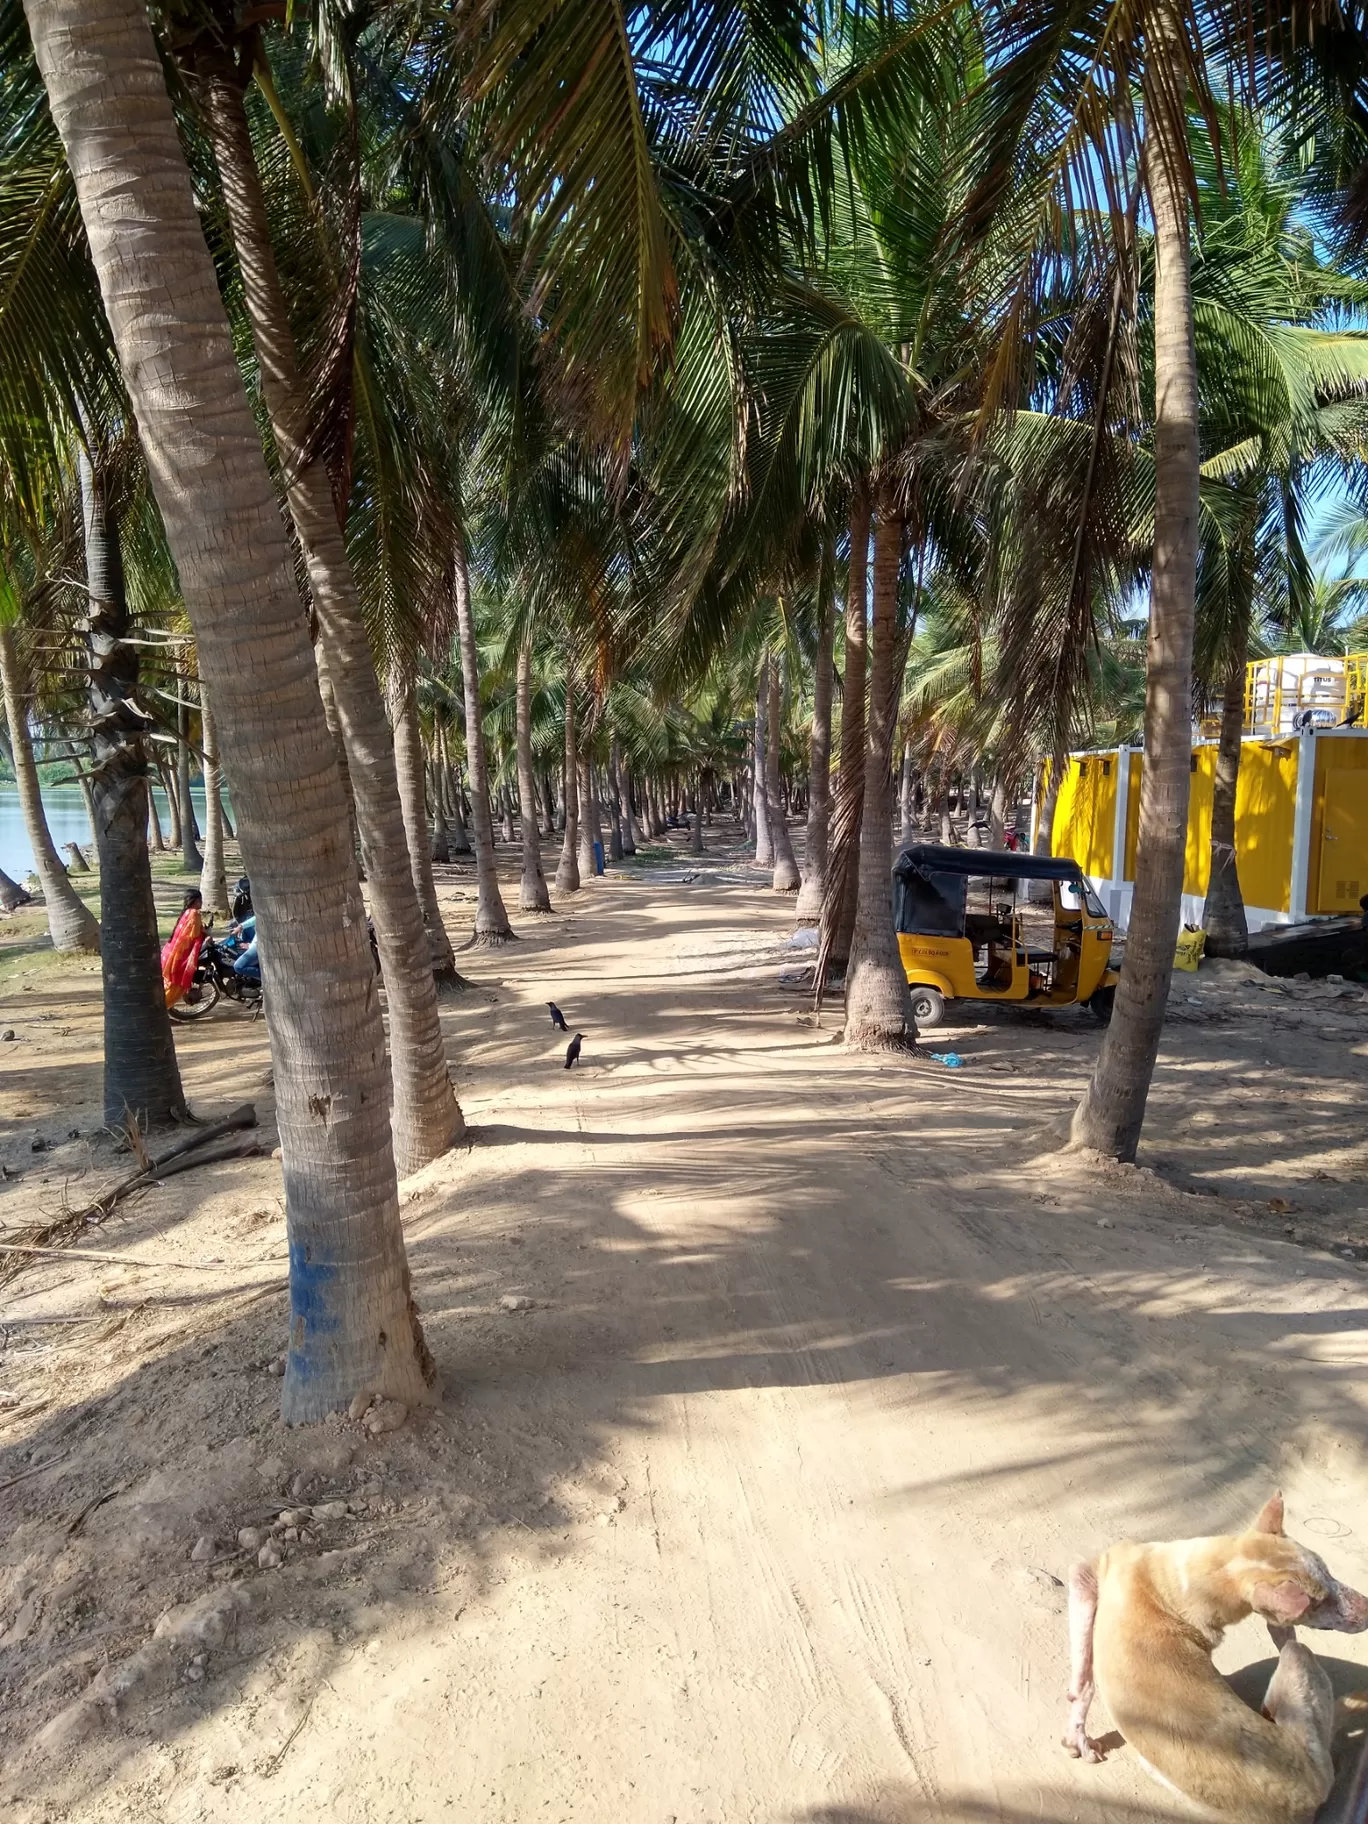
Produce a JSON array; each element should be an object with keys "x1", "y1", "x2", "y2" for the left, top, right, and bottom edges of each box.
[{"x1": 0, "y1": 1104, "x2": 260, "y2": 1289}]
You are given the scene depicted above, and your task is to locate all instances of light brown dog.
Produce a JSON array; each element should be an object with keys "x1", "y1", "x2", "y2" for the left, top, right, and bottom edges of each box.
[{"x1": 1063, "y1": 1494, "x2": 1368, "y2": 1823}]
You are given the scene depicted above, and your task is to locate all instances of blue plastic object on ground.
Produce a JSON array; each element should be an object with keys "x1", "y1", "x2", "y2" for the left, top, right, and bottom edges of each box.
[
  {"x1": 929, "y1": 1051, "x2": 964, "y2": 1068},
  {"x1": 592, "y1": 840, "x2": 605, "y2": 875}
]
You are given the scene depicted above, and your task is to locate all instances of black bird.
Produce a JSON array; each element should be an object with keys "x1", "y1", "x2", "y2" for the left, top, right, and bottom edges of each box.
[
  {"x1": 565, "y1": 1033, "x2": 583, "y2": 1069},
  {"x1": 547, "y1": 1001, "x2": 569, "y2": 1032}
]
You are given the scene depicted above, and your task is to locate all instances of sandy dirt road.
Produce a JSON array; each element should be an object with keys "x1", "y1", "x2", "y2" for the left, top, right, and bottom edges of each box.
[{"x1": 4, "y1": 856, "x2": 1368, "y2": 1822}]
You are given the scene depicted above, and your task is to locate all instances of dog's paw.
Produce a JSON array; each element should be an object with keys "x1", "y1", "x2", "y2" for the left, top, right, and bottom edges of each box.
[{"x1": 1061, "y1": 1730, "x2": 1104, "y2": 1764}]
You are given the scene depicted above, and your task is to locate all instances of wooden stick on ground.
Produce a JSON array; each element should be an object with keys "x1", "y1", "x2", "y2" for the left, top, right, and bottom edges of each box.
[
  {"x1": 0, "y1": 1453, "x2": 71, "y2": 1495},
  {"x1": 0, "y1": 1242, "x2": 244, "y2": 1270},
  {"x1": 0, "y1": 1107, "x2": 259, "y2": 1288}
]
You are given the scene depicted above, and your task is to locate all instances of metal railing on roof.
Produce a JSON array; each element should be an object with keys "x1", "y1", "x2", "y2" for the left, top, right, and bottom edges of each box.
[{"x1": 1244, "y1": 653, "x2": 1368, "y2": 735}]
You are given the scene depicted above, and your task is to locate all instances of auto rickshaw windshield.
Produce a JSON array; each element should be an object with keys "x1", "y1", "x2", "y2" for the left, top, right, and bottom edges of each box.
[{"x1": 1059, "y1": 876, "x2": 1109, "y2": 918}]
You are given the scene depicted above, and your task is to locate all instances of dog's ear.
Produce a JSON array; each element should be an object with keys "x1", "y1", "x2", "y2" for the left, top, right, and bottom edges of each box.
[
  {"x1": 1251, "y1": 1492, "x2": 1285, "y2": 1535},
  {"x1": 1252, "y1": 1579, "x2": 1312, "y2": 1624}
]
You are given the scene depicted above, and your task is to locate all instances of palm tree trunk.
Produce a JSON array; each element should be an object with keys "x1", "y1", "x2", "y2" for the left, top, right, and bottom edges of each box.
[
  {"x1": 201, "y1": 64, "x2": 461, "y2": 1168},
  {"x1": 198, "y1": 685, "x2": 229, "y2": 916},
  {"x1": 899, "y1": 746, "x2": 915, "y2": 847},
  {"x1": 516, "y1": 642, "x2": 552, "y2": 911},
  {"x1": 160, "y1": 757, "x2": 181, "y2": 848},
  {"x1": 176, "y1": 674, "x2": 203, "y2": 871},
  {"x1": 753, "y1": 658, "x2": 774, "y2": 866},
  {"x1": 691, "y1": 774, "x2": 705, "y2": 853},
  {"x1": 767, "y1": 653, "x2": 800, "y2": 891},
  {"x1": 556, "y1": 661, "x2": 581, "y2": 892},
  {"x1": 147, "y1": 781, "x2": 165, "y2": 852},
  {"x1": 32, "y1": 0, "x2": 436, "y2": 1419},
  {"x1": 391, "y1": 665, "x2": 461, "y2": 987},
  {"x1": 623, "y1": 762, "x2": 640, "y2": 852},
  {"x1": 795, "y1": 580, "x2": 835, "y2": 927},
  {"x1": 1029, "y1": 742, "x2": 1066, "y2": 898},
  {"x1": 315, "y1": 652, "x2": 362, "y2": 871},
  {"x1": 430, "y1": 766, "x2": 451, "y2": 863},
  {"x1": 987, "y1": 775, "x2": 1008, "y2": 849},
  {"x1": 450, "y1": 541, "x2": 513, "y2": 941},
  {"x1": 78, "y1": 445, "x2": 184, "y2": 1125},
  {"x1": 78, "y1": 772, "x2": 98, "y2": 847},
  {"x1": 1071, "y1": 7, "x2": 1199, "y2": 1159},
  {"x1": 613, "y1": 740, "x2": 637, "y2": 856},
  {"x1": 826, "y1": 487, "x2": 870, "y2": 974},
  {"x1": 577, "y1": 756, "x2": 598, "y2": 879},
  {"x1": 0, "y1": 620, "x2": 100, "y2": 952},
  {"x1": 607, "y1": 758, "x2": 624, "y2": 860},
  {"x1": 0, "y1": 868, "x2": 30, "y2": 912},
  {"x1": 449, "y1": 763, "x2": 471, "y2": 854},
  {"x1": 844, "y1": 509, "x2": 915, "y2": 1051},
  {"x1": 1203, "y1": 624, "x2": 1250, "y2": 957},
  {"x1": 429, "y1": 735, "x2": 451, "y2": 864}
]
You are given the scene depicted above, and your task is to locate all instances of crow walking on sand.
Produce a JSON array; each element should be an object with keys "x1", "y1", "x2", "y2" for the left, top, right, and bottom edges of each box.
[
  {"x1": 565, "y1": 1033, "x2": 583, "y2": 1069},
  {"x1": 547, "y1": 1001, "x2": 569, "y2": 1032}
]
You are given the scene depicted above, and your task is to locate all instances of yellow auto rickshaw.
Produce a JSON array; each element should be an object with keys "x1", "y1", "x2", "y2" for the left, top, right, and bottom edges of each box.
[{"x1": 893, "y1": 843, "x2": 1119, "y2": 1028}]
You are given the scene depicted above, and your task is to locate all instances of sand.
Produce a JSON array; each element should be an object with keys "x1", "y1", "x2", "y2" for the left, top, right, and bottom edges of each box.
[{"x1": 4, "y1": 832, "x2": 1368, "y2": 1822}]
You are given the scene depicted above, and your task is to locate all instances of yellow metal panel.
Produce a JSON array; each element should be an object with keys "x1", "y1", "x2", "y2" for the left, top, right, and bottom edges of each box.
[
  {"x1": 897, "y1": 934, "x2": 976, "y2": 998},
  {"x1": 1184, "y1": 747, "x2": 1217, "y2": 896},
  {"x1": 1234, "y1": 740, "x2": 1297, "y2": 915},
  {"x1": 1113, "y1": 740, "x2": 1295, "y2": 906},
  {"x1": 1311, "y1": 736, "x2": 1368, "y2": 914},
  {"x1": 1051, "y1": 753, "x2": 1117, "y2": 879},
  {"x1": 1124, "y1": 753, "x2": 1141, "y2": 878}
]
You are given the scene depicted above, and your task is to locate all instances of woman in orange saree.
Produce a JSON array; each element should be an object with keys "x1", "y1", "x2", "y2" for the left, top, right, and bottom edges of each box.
[{"x1": 161, "y1": 888, "x2": 204, "y2": 1008}]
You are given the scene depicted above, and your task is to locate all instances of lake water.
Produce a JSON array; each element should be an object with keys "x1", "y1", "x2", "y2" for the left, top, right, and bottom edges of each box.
[{"x1": 0, "y1": 782, "x2": 210, "y2": 881}]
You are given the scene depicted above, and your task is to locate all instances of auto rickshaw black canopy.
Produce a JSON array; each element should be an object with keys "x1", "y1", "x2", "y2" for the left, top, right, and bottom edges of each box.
[
  {"x1": 892, "y1": 844, "x2": 1089, "y2": 938},
  {"x1": 893, "y1": 844, "x2": 1089, "y2": 883}
]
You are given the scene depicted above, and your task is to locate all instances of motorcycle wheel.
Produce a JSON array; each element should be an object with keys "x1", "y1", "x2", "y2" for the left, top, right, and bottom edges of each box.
[{"x1": 169, "y1": 975, "x2": 220, "y2": 1022}]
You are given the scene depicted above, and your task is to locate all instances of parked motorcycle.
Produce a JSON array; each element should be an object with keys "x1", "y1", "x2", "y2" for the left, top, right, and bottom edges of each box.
[{"x1": 168, "y1": 920, "x2": 262, "y2": 1023}]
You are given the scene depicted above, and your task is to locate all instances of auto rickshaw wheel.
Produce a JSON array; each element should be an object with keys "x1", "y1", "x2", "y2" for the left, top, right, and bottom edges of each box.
[
  {"x1": 1087, "y1": 986, "x2": 1116, "y2": 1023},
  {"x1": 910, "y1": 985, "x2": 946, "y2": 1028}
]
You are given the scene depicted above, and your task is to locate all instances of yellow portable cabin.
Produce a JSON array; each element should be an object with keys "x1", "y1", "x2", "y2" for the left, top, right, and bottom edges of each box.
[{"x1": 1043, "y1": 653, "x2": 1368, "y2": 931}]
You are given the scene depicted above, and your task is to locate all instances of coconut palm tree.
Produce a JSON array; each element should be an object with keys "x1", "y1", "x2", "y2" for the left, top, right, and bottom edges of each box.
[
  {"x1": 794, "y1": 542, "x2": 836, "y2": 925},
  {"x1": 77, "y1": 444, "x2": 187, "y2": 1122},
  {"x1": 970, "y1": 0, "x2": 1368, "y2": 1156},
  {"x1": 181, "y1": 27, "x2": 463, "y2": 1169},
  {"x1": 513, "y1": 640, "x2": 552, "y2": 911},
  {"x1": 1180, "y1": 106, "x2": 1368, "y2": 953},
  {"x1": 198, "y1": 683, "x2": 229, "y2": 916},
  {"x1": 0, "y1": 597, "x2": 99, "y2": 952},
  {"x1": 969, "y1": 0, "x2": 1201, "y2": 1157},
  {"x1": 764, "y1": 646, "x2": 802, "y2": 890},
  {"x1": 843, "y1": 502, "x2": 917, "y2": 1047},
  {"x1": 25, "y1": 0, "x2": 434, "y2": 1422},
  {"x1": 555, "y1": 657, "x2": 581, "y2": 894},
  {"x1": 450, "y1": 525, "x2": 515, "y2": 941}
]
